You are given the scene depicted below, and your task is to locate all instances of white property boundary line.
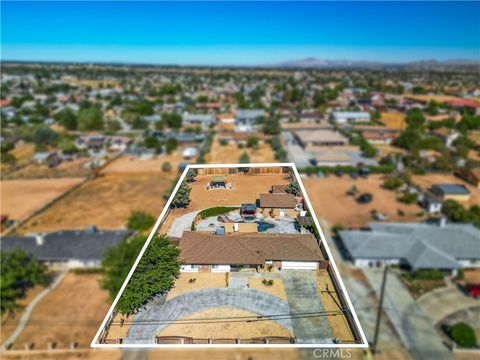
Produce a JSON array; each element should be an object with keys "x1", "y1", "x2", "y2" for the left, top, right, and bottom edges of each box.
[{"x1": 91, "y1": 162, "x2": 368, "y2": 349}]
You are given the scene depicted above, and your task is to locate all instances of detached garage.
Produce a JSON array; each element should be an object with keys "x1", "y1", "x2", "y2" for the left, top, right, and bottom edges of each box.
[{"x1": 281, "y1": 261, "x2": 318, "y2": 270}]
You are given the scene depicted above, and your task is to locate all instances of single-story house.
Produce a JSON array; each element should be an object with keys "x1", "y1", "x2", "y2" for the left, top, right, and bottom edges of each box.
[
  {"x1": 338, "y1": 222, "x2": 480, "y2": 275},
  {"x1": 362, "y1": 131, "x2": 398, "y2": 145},
  {"x1": 182, "y1": 147, "x2": 198, "y2": 159},
  {"x1": 421, "y1": 196, "x2": 443, "y2": 214},
  {"x1": 0, "y1": 227, "x2": 132, "y2": 269},
  {"x1": 294, "y1": 129, "x2": 349, "y2": 148},
  {"x1": 259, "y1": 193, "x2": 297, "y2": 217},
  {"x1": 182, "y1": 113, "x2": 216, "y2": 128},
  {"x1": 235, "y1": 109, "x2": 265, "y2": 132},
  {"x1": 432, "y1": 128, "x2": 460, "y2": 147},
  {"x1": 329, "y1": 111, "x2": 371, "y2": 125},
  {"x1": 431, "y1": 183, "x2": 471, "y2": 202},
  {"x1": 33, "y1": 151, "x2": 61, "y2": 167},
  {"x1": 456, "y1": 168, "x2": 480, "y2": 189},
  {"x1": 179, "y1": 232, "x2": 325, "y2": 272}
]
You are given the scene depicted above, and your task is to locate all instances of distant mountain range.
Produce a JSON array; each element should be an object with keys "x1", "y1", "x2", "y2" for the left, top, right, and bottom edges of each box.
[{"x1": 266, "y1": 57, "x2": 480, "y2": 69}]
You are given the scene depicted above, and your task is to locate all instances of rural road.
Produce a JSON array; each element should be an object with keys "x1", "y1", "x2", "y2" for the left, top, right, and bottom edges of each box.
[
  {"x1": 363, "y1": 268, "x2": 451, "y2": 360},
  {"x1": 3, "y1": 270, "x2": 67, "y2": 348}
]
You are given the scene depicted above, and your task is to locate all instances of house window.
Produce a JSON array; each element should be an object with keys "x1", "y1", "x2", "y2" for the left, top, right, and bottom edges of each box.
[
  {"x1": 190, "y1": 265, "x2": 196, "y2": 270},
  {"x1": 212, "y1": 265, "x2": 219, "y2": 269}
]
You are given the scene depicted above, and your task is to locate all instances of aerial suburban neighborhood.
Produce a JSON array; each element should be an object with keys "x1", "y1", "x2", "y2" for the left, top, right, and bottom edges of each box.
[{"x1": 1, "y1": 1, "x2": 480, "y2": 357}]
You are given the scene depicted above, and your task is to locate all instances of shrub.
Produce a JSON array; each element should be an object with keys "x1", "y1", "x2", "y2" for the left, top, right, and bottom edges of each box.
[
  {"x1": 127, "y1": 211, "x2": 155, "y2": 231},
  {"x1": 383, "y1": 177, "x2": 404, "y2": 190},
  {"x1": 246, "y1": 136, "x2": 259, "y2": 149},
  {"x1": 397, "y1": 209, "x2": 405, "y2": 216},
  {"x1": 331, "y1": 224, "x2": 345, "y2": 234},
  {"x1": 225, "y1": 272, "x2": 230, "y2": 287},
  {"x1": 239, "y1": 151, "x2": 250, "y2": 163},
  {"x1": 262, "y1": 279, "x2": 274, "y2": 287},
  {"x1": 188, "y1": 278, "x2": 196, "y2": 283},
  {"x1": 198, "y1": 207, "x2": 239, "y2": 219},
  {"x1": 450, "y1": 322, "x2": 477, "y2": 348},
  {"x1": 219, "y1": 139, "x2": 228, "y2": 146},
  {"x1": 399, "y1": 193, "x2": 417, "y2": 204},
  {"x1": 410, "y1": 269, "x2": 444, "y2": 280},
  {"x1": 161, "y1": 161, "x2": 172, "y2": 172},
  {"x1": 190, "y1": 220, "x2": 196, "y2": 231}
]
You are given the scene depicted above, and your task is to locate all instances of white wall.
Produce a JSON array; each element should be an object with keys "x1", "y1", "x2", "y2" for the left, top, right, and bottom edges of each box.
[
  {"x1": 211, "y1": 265, "x2": 231, "y2": 273},
  {"x1": 281, "y1": 261, "x2": 317, "y2": 270},
  {"x1": 180, "y1": 264, "x2": 199, "y2": 273},
  {"x1": 353, "y1": 258, "x2": 401, "y2": 267}
]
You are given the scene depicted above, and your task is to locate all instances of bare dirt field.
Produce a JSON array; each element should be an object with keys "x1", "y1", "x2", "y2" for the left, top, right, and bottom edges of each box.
[
  {"x1": 379, "y1": 112, "x2": 406, "y2": 130},
  {"x1": 166, "y1": 273, "x2": 227, "y2": 301},
  {"x1": 188, "y1": 173, "x2": 289, "y2": 211},
  {"x1": 18, "y1": 174, "x2": 173, "y2": 233},
  {"x1": 156, "y1": 307, "x2": 293, "y2": 339},
  {"x1": 12, "y1": 273, "x2": 110, "y2": 350},
  {"x1": 1, "y1": 285, "x2": 44, "y2": 344},
  {"x1": 0, "y1": 178, "x2": 85, "y2": 221},
  {"x1": 5, "y1": 158, "x2": 92, "y2": 180},
  {"x1": 206, "y1": 136, "x2": 277, "y2": 164},
  {"x1": 412, "y1": 173, "x2": 480, "y2": 207},
  {"x1": 302, "y1": 175, "x2": 422, "y2": 227},
  {"x1": 147, "y1": 348, "x2": 300, "y2": 360},
  {"x1": 316, "y1": 270, "x2": 354, "y2": 342},
  {"x1": 101, "y1": 153, "x2": 184, "y2": 175}
]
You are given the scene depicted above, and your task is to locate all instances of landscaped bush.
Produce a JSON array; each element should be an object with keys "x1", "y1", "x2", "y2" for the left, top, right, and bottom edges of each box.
[
  {"x1": 409, "y1": 269, "x2": 444, "y2": 280},
  {"x1": 188, "y1": 278, "x2": 196, "y2": 283},
  {"x1": 198, "y1": 206, "x2": 239, "y2": 220},
  {"x1": 399, "y1": 192, "x2": 417, "y2": 204},
  {"x1": 450, "y1": 322, "x2": 477, "y2": 348},
  {"x1": 383, "y1": 177, "x2": 404, "y2": 190},
  {"x1": 127, "y1": 211, "x2": 155, "y2": 231},
  {"x1": 161, "y1": 161, "x2": 172, "y2": 172},
  {"x1": 262, "y1": 279, "x2": 274, "y2": 287}
]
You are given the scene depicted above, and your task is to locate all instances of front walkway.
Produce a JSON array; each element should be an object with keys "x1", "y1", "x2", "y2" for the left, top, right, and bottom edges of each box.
[{"x1": 125, "y1": 288, "x2": 293, "y2": 344}]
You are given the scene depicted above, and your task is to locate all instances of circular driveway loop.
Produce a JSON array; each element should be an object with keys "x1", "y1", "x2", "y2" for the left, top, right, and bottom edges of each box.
[{"x1": 125, "y1": 288, "x2": 293, "y2": 343}]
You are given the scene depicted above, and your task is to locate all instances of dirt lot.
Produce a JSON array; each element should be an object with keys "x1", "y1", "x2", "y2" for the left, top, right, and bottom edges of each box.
[
  {"x1": 12, "y1": 273, "x2": 110, "y2": 350},
  {"x1": 316, "y1": 270, "x2": 354, "y2": 342},
  {"x1": 0, "y1": 178, "x2": 85, "y2": 221},
  {"x1": 156, "y1": 307, "x2": 293, "y2": 339},
  {"x1": 302, "y1": 175, "x2": 422, "y2": 227},
  {"x1": 18, "y1": 174, "x2": 173, "y2": 233},
  {"x1": 1, "y1": 285, "x2": 44, "y2": 344},
  {"x1": 412, "y1": 173, "x2": 480, "y2": 207},
  {"x1": 379, "y1": 112, "x2": 406, "y2": 130},
  {"x1": 248, "y1": 278, "x2": 287, "y2": 301},
  {"x1": 5, "y1": 158, "x2": 93, "y2": 180},
  {"x1": 188, "y1": 173, "x2": 289, "y2": 211},
  {"x1": 101, "y1": 153, "x2": 184, "y2": 175},
  {"x1": 166, "y1": 273, "x2": 227, "y2": 301},
  {"x1": 206, "y1": 136, "x2": 277, "y2": 164}
]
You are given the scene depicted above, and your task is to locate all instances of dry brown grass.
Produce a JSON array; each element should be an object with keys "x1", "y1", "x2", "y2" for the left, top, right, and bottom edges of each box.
[
  {"x1": 206, "y1": 135, "x2": 276, "y2": 164},
  {"x1": 12, "y1": 273, "x2": 110, "y2": 350},
  {"x1": 101, "y1": 153, "x2": 184, "y2": 175},
  {"x1": 166, "y1": 273, "x2": 227, "y2": 301},
  {"x1": 147, "y1": 348, "x2": 300, "y2": 360},
  {"x1": 412, "y1": 173, "x2": 480, "y2": 207},
  {"x1": 302, "y1": 175, "x2": 422, "y2": 227},
  {"x1": 316, "y1": 270, "x2": 354, "y2": 342},
  {"x1": 248, "y1": 278, "x2": 288, "y2": 301},
  {"x1": 5, "y1": 159, "x2": 92, "y2": 180},
  {"x1": 464, "y1": 269, "x2": 480, "y2": 284},
  {"x1": 0, "y1": 178, "x2": 85, "y2": 221},
  {"x1": 379, "y1": 112, "x2": 406, "y2": 130},
  {"x1": 18, "y1": 174, "x2": 173, "y2": 233},
  {"x1": 156, "y1": 307, "x2": 293, "y2": 339}
]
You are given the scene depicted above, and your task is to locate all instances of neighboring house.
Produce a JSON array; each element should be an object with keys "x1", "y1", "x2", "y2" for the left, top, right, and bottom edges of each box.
[
  {"x1": 182, "y1": 113, "x2": 216, "y2": 128},
  {"x1": 298, "y1": 112, "x2": 321, "y2": 122},
  {"x1": 195, "y1": 102, "x2": 221, "y2": 110},
  {"x1": 33, "y1": 151, "x2": 61, "y2": 167},
  {"x1": 259, "y1": 193, "x2": 297, "y2": 217},
  {"x1": 294, "y1": 129, "x2": 349, "y2": 147},
  {"x1": 421, "y1": 196, "x2": 443, "y2": 214},
  {"x1": 235, "y1": 109, "x2": 265, "y2": 132},
  {"x1": 182, "y1": 147, "x2": 198, "y2": 159},
  {"x1": 431, "y1": 183, "x2": 471, "y2": 202},
  {"x1": 329, "y1": 111, "x2": 371, "y2": 124},
  {"x1": 457, "y1": 168, "x2": 480, "y2": 189},
  {"x1": 1, "y1": 227, "x2": 132, "y2": 269},
  {"x1": 179, "y1": 232, "x2": 325, "y2": 272},
  {"x1": 338, "y1": 222, "x2": 480, "y2": 275},
  {"x1": 362, "y1": 130, "x2": 398, "y2": 145},
  {"x1": 142, "y1": 114, "x2": 161, "y2": 123},
  {"x1": 76, "y1": 135, "x2": 132, "y2": 152}
]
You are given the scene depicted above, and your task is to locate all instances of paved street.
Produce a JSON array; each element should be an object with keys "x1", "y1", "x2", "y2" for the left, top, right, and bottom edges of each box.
[
  {"x1": 125, "y1": 288, "x2": 293, "y2": 344},
  {"x1": 283, "y1": 270, "x2": 334, "y2": 343},
  {"x1": 363, "y1": 268, "x2": 451, "y2": 360}
]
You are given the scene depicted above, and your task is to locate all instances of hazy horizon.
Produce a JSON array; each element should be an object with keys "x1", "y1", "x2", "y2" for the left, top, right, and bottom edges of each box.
[{"x1": 2, "y1": 1, "x2": 479, "y2": 65}]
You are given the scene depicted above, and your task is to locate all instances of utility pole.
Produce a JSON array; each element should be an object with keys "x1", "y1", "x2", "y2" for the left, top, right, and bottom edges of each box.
[{"x1": 371, "y1": 265, "x2": 389, "y2": 354}]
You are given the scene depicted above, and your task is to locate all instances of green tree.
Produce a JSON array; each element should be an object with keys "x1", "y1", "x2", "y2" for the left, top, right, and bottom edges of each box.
[
  {"x1": 127, "y1": 211, "x2": 156, "y2": 232},
  {"x1": 383, "y1": 177, "x2": 404, "y2": 190},
  {"x1": 33, "y1": 127, "x2": 58, "y2": 148},
  {"x1": 165, "y1": 137, "x2": 178, "y2": 154},
  {"x1": 162, "y1": 161, "x2": 172, "y2": 172},
  {"x1": 185, "y1": 169, "x2": 197, "y2": 183},
  {"x1": 1, "y1": 248, "x2": 48, "y2": 313},
  {"x1": 405, "y1": 109, "x2": 426, "y2": 130},
  {"x1": 239, "y1": 151, "x2": 250, "y2": 164},
  {"x1": 162, "y1": 113, "x2": 182, "y2": 129},
  {"x1": 54, "y1": 108, "x2": 78, "y2": 130},
  {"x1": 246, "y1": 136, "x2": 259, "y2": 149},
  {"x1": 116, "y1": 234, "x2": 180, "y2": 315},
  {"x1": 171, "y1": 182, "x2": 191, "y2": 208},
  {"x1": 286, "y1": 181, "x2": 301, "y2": 196},
  {"x1": 58, "y1": 137, "x2": 78, "y2": 154},
  {"x1": 78, "y1": 107, "x2": 104, "y2": 131},
  {"x1": 101, "y1": 235, "x2": 146, "y2": 300}
]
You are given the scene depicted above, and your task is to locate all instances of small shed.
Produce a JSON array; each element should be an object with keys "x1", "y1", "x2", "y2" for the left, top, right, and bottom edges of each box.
[{"x1": 210, "y1": 176, "x2": 227, "y2": 188}]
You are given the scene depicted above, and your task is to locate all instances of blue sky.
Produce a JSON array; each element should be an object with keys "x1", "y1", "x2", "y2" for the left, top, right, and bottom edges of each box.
[{"x1": 1, "y1": 1, "x2": 479, "y2": 65}]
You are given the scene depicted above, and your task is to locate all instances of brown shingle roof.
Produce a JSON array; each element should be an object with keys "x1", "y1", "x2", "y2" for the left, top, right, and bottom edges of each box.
[
  {"x1": 271, "y1": 185, "x2": 287, "y2": 193},
  {"x1": 179, "y1": 232, "x2": 323, "y2": 265},
  {"x1": 259, "y1": 193, "x2": 297, "y2": 208}
]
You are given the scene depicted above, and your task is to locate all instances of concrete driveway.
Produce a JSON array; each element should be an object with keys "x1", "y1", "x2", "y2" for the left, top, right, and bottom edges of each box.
[
  {"x1": 417, "y1": 279, "x2": 479, "y2": 323},
  {"x1": 125, "y1": 288, "x2": 293, "y2": 344},
  {"x1": 166, "y1": 210, "x2": 199, "y2": 238},
  {"x1": 283, "y1": 270, "x2": 334, "y2": 343}
]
